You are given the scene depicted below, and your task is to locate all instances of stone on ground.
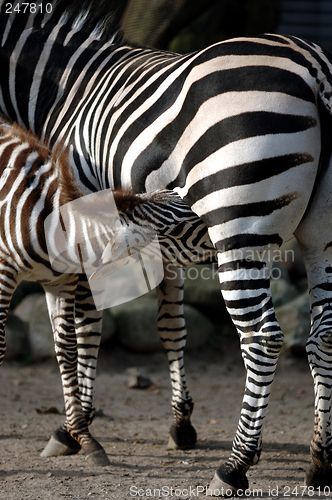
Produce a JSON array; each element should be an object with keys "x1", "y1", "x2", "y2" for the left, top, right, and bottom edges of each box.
[
  {"x1": 14, "y1": 293, "x2": 115, "y2": 360},
  {"x1": 111, "y1": 295, "x2": 213, "y2": 352},
  {"x1": 275, "y1": 292, "x2": 310, "y2": 356}
]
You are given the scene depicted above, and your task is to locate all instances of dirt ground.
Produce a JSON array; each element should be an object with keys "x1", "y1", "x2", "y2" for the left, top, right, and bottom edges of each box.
[{"x1": 0, "y1": 340, "x2": 328, "y2": 500}]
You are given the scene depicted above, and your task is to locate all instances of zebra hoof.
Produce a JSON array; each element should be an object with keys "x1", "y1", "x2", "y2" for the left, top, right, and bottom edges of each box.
[
  {"x1": 207, "y1": 472, "x2": 237, "y2": 496},
  {"x1": 206, "y1": 464, "x2": 249, "y2": 496},
  {"x1": 41, "y1": 435, "x2": 81, "y2": 457},
  {"x1": 40, "y1": 427, "x2": 81, "y2": 457},
  {"x1": 167, "y1": 421, "x2": 197, "y2": 450},
  {"x1": 85, "y1": 448, "x2": 111, "y2": 466},
  {"x1": 306, "y1": 461, "x2": 332, "y2": 488}
]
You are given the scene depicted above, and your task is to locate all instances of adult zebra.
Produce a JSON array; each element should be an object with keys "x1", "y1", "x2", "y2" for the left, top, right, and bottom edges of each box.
[{"x1": 1, "y1": 0, "x2": 332, "y2": 493}]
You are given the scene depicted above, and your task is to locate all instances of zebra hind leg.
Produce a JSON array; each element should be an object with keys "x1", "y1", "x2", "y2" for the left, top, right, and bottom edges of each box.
[
  {"x1": 293, "y1": 149, "x2": 332, "y2": 488},
  {"x1": 157, "y1": 265, "x2": 197, "y2": 450},
  {"x1": 304, "y1": 280, "x2": 332, "y2": 488},
  {"x1": 208, "y1": 255, "x2": 283, "y2": 495},
  {"x1": 297, "y1": 252, "x2": 332, "y2": 488}
]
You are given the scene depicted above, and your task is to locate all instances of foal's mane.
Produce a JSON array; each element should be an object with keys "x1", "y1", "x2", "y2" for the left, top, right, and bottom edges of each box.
[{"x1": 0, "y1": 121, "x2": 82, "y2": 204}]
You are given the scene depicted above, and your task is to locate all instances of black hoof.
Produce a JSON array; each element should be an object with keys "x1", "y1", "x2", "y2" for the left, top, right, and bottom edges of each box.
[
  {"x1": 85, "y1": 448, "x2": 111, "y2": 466},
  {"x1": 306, "y1": 461, "x2": 332, "y2": 488},
  {"x1": 207, "y1": 463, "x2": 249, "y2": 496},
  {"x1": 167, "y1": 420, "x2": 197, "y2": 450},
  {"x1": 40, "y1": 426, "x2": 81, "y2": 457}
]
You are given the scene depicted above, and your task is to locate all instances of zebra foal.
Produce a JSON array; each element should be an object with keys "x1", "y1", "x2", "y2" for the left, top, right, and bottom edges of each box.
[{"x1": 0, "y1": 119, "x2": 114, "y2": 465}]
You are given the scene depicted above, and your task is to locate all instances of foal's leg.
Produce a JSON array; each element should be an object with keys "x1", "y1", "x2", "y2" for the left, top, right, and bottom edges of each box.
[
  {"x1": 209, "y1": 252, "x2": 283, "y2": 495},
  {"x1": 42, "y1": 279, "x2": 109, "y2": 465},
  {"x1": 41, "y1": 276, "x2": 106, "y2": 460},
  {"x1": 0, "y1": 261, "x2": 18, "y2": 364},
  {"x1": 75, "y1": 275, "x2": 103, "y2": 425},
  {"x1": 157, "y1": 264, "x2": 197, "y2": 449}
]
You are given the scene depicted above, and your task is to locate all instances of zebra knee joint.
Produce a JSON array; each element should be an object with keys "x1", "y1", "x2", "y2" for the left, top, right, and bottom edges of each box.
[
  {"x1": 307, "y1": 330, "x2": 332, "y2": 355},
  {"x1": 261, "y1": 332, "x2": 284, "y2": 356},
  {"x1": 243, "y1": 332, "x2": 283, "y2": 357},
  {"x1": 318, "y1": 332, "x2": 332, "y2": 351}
]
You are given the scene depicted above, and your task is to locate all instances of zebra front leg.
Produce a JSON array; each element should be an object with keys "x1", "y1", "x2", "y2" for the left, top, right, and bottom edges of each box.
[
  {"x1": 41, "y1": 277, "x2": 106, "y2": 460},
  {"x1": 209, "y1": 256, "x2": 283, "y2": 495},
  {"x1": 157, "y1": 264, "x2": 197, "y2": 450},
  {"x1": 41, "y1": 285, "x2": 81, "y2": 458},
  {"x1": 76, "y1": 275, "x2": 103, "y2": 426},
  {"x1": 42, "y1": 281, "x2": 109, "y2": 466}
]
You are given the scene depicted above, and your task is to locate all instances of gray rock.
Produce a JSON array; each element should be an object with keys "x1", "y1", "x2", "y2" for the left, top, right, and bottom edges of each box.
[
  {"x1": 111, "y1": 296, "x2": 213, "y2": 352},
  {"x1": 14, "y1": 293, "x2": 54, "y2": 360},
  {"x1": 275, "y1": 292, "x2": 311, "y2": 355},
  {"x1": 5, "y1": 312, "x2": 30, "y2": 360},
  {"x1": 278, "y1": 238, "x2": 307, "y2": 279},
  {"x1": 14, "y1": 293, "x2": 116, "y2": 360},
  {"x1": 184, "y1": 264, "x2": 226, "y2": 320},
  {"x1": 10, "y1": 280, "x2": 43, "y2": 310},
  {"x1": 270, "y1": 277, "x2": 299, "y2": 308},
  {"x1": 101, "y1": 308, "x2": 116, "y2": 344},
  {"x1": 126, "y1": 367, "x2": 153, "y2": 389}
]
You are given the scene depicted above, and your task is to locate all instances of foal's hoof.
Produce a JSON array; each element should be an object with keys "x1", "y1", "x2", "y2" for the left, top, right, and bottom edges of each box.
[
  {"x1": 41, "y1": 428, "x2": 81, "y2": 457},
  {"x1": 41, "y1": 435, "x2": 81, "y2": 457},
  {"x1": 306, "y1": 462, "x2": 332, "y2": 488},
  {"x1": 167, "y1": 421, "x2": 197, "y2": 450},
  {"x1": 207, "y1": 463, "x2": 249, "y2": 496},
  {"x1": 85, "y1": 448, "x2": 111, "y2": 466}
]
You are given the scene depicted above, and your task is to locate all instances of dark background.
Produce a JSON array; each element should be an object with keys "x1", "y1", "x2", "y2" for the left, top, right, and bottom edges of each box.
[{"x1": 110, "y1": 0, "x2": 332, "y2": 54}]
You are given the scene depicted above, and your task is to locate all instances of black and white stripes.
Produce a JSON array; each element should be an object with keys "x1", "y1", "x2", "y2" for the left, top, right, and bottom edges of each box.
[{"x1": 1, "y1": 0, "x2": 332, "y2": 492}]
